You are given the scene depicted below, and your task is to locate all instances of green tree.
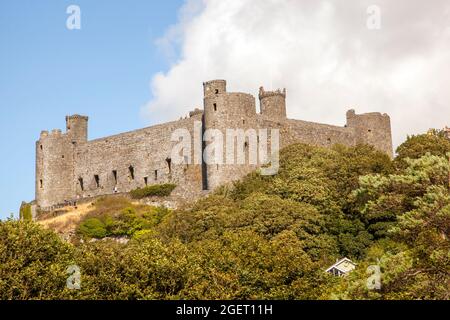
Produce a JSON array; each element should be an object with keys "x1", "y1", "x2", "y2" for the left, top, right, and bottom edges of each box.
[
  {"x1": 395, "y1": 131, "x2": 450, "y2": 167},
  {"x1": 0, "y1": 220, "x2": 74, "y2": 299}
]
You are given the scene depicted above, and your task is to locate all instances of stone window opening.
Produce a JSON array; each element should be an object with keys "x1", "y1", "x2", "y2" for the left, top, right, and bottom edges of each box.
[
  {"x1": 368, "y1": 129, "x2": 372, "y2": 133},
  {"x1": 213, "y1": 103, "x2": 217, "y2": 112},
  {"x1": 78, "y1": 178, "x2": 84, "y2": 191},
  {"x1": 242, "y1": 119, "x2": 245, "y2": 125},
  {"x1": 94, "y1": 175, "x2": 100, "y2": 188},
  {"x1": 112, "y1": 170, "x2": 117, "y2": 185},
  {"x1": 327, "y1": 138, "x2": 331, "y2": 143},
  {"x1": 144, "y1": 177, "x2": 148, "y2": 186},
  {"x1": 166, "y1": 158, "x2": 172, "y2": 174},
  {"x1": 128, "y1": 166, "x2": 135, "y2": 180},
  {"x1": 62, "y1": 155, "x2": 65, "y2": 159},
  {"x1": 40, "y1": 145, "x2": 43, "y2": 151},
  {"x1": 154, "y1": 170, "x2": 158, "y2": 181},
  {"x1": 215, "y1": 89, "x2": 219, "y2": 94},
  {"x1": 39, "y1": 179, "x2": 43, "y2": 189}
]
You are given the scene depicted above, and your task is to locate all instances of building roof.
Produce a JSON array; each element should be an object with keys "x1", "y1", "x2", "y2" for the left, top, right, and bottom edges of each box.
[{"x1": 325, "y1": 257, "x2": 356, "y2": 274}]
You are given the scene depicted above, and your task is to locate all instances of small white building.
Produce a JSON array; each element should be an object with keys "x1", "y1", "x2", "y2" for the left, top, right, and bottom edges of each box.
[{"x1": 325, "y1": 258, "x2": 356, "y2": 277}]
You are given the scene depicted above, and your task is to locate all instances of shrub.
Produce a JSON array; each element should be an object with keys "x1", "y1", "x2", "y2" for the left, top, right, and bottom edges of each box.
[
  {"x1": 78, "y1": 217, "x2": 108, "y2": 238},
  {"x1": 0, "y1": 220, "x2": 74, "y2": 299},
  {"x1": 19, "y1": 202, "x2": 32, "y2": 221},
  {"x1": 130, "y1": 184, "x2": 176, "y2": 199}
]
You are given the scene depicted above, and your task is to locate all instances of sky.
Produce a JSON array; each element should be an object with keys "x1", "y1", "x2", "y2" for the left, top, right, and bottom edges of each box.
[{"x1": 1, "y1": 0, "x2": 450, "y2": 219}]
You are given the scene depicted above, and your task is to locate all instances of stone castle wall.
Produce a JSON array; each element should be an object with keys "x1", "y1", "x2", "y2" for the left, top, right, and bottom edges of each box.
[{"x1": 36, "y1": 80, "x2": 393, "y2": 209}]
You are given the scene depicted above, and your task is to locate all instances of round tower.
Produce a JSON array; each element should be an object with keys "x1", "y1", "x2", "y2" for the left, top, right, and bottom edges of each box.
[
  {"x1": 203, "y1": 79, "x2": 227, "y2": 98},
  {"x1": 202, "y1": 80, "x2": 257, "y2": 191},
  {"x1": 36, "y1": 128, "x2": 75, "y2": 209},
  {"x1": 259, "y1": 86, "x2": 286, "y2": 120},
  {"x1": 66, "y1": 114, "x2": 88, "y2": 144}
]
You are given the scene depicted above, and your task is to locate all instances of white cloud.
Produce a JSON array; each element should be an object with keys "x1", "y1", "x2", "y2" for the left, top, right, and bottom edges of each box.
[{"x1": 143, "y1": 0, "x2": 450, "y2": 149}]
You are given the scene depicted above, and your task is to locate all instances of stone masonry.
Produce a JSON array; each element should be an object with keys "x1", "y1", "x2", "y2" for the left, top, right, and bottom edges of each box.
[{"x1": 35, "y1": 80, "x2": 393, "y2": 210}]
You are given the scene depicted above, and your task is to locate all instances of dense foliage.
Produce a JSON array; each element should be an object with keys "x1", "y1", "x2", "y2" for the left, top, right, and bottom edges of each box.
[
  {"x1": 130, "y1": 183, "x2": 176, "y2": 199},
  {"x1": 19, "y1": 202, "x2": 32, "y2": 221},
  {"x1": 1, "y1": 132, "x2": 449, "y2": 300},
  {"x1": 77, "y1": 198, "x2": 169, "y2": 239}
]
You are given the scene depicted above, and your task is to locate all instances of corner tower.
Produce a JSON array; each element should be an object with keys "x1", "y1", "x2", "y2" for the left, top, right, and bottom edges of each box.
[
  {"x1": 346, "y1": 109, "x2": 393, "y2": 157},
  {"x1": 36, "y1": 114, "x2": 88, "y2": 209}
]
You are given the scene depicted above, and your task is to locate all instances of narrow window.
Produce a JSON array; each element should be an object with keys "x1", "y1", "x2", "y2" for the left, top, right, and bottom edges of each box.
[
  {"x1": 215, "y1": 89, "x2": 219, "y2": 94},
  {"x1": 368, "y1": 129, "x2": 372, "y2": 133},
  {"x1": 40, "y1": 145, "x2": 43, "y2": 151},
  {"x1": 144, "y1": 177, "x2": 148, "y2": 186},
  {"x1": 94, "y1": 175, "x2": 100, "y2": 188},
  {"x1": 112, "y1": 170, "x2": 117, "y2": 185},
  {"x1": 213, "y1": 103, "x2": 217, "y2": 111},
  {"x1": 244, "y1": 141, "x2": 248, "y2": 149},
  {"x1": 128, "y1": 166, "x2": 135, "y2": 180},
  {"x1": 78, "y1": 178, "x2": 84, "y2": 191},
  {"x1": 39, "y1": 179, "x2": 43, "y2": 189},
  {"x1": 62, "y1": 155, "x2": 65, "y2": 159},
  {"x1": 242, "y1": 119, "x2": 245, "y2": 125},
  {"x1": 166, "y1": 158, "x2": 172, "y2": 174},
  {"x1": 154, "y1": 170, "x2": 158, "y2": 181}
]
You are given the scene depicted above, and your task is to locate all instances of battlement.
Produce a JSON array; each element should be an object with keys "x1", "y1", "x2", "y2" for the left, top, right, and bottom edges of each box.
[
  {"x1": 203, "y1": 80, "x2": 227, "y2": 97},
  {"x1": 189, "y1": 108, "x2": 203, "y2": 117},
  {"x1": 258, "y1": 87, "x2": 286, "y2": 99},
  {"x1": 346, "y1": 109, "x2": 390, "y2": 119},
  {"x1": 66, "y1": 114, "x2": 89, "y2": 121},
  {"x1": 39, "y1": 129, "x2": 65, "y2": 140}
]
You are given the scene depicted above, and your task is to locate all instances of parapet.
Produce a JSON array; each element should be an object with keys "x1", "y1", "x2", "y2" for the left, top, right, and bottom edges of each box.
[
  {"x1": 40, "y1": 130, "x2": 49, "y2": 139},
  {"x1": 66, "y1": 114, "x2": 89, "y2": 121},
  {"x1": 346, "y1": 109, "x2": 390, "y2": 119},
  {"x1": 203, "y1": 80, "x2": 227, "y2": 97},
  {"x1": 51, "y1": 129, "x2": 62, "y2": 135},
  {"x1": 189, "y1": 108, "x2": 203, "y2": 117},
  {"x1": 258, "y1": 86, "x2": 286, "y2": 99},
  {"x1": 258, "y1": 86, "x2": 286, "y2": 119}
]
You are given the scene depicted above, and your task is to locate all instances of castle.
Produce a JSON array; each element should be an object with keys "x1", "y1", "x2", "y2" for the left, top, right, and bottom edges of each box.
[{"x1": 35, "y1": 80, "x2": 393, "y2": 210}]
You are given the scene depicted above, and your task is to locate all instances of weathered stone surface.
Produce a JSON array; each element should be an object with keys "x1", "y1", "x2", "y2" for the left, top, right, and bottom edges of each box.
[{"x1": 36, "y1": 80, "x2": 393, "y2": 210}]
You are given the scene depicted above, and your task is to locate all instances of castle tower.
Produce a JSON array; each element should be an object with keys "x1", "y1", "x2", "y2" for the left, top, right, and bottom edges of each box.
[
  {"x1": 202, "y1": 80, "x2": 257, "y2": 190},
  {"x1": 259, "y1": 87, "x2": 286, "y2": 120},
  {"x1": 346, "y1": 109, "x2": 393, "y2": 157},
  {"x1": 36, "y1": 114, "x2": 88, "y2": 209},
  {"x1": 66, "y1": 114, "x2": 88, "y2": 144},
  {"x1": 36, "y1": 129, "x2": 75, "y2": 208},
  {"x1": 203, "y1": 79, "x2": 227, "y2": 97}
]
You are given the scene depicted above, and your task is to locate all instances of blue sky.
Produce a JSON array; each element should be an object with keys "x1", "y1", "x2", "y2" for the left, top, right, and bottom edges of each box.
[{"x1": 0, "y1": 0, "x2": 184, "y2": 218}]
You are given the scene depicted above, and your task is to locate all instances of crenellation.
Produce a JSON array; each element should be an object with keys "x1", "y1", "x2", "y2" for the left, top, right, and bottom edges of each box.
[{"x1": 35, "y1": 80, "x2": 393, "y2": 210}]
